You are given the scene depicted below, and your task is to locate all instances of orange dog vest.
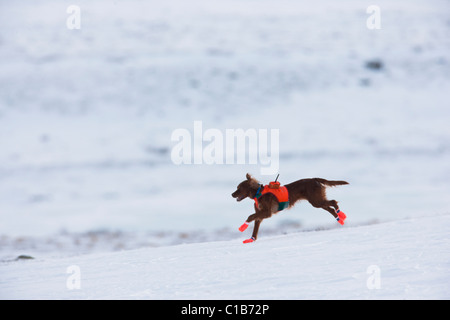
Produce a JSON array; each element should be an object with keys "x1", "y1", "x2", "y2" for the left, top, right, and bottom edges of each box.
[{"x1": 254, "y1": 184, "x2": 289, "y2": 212}]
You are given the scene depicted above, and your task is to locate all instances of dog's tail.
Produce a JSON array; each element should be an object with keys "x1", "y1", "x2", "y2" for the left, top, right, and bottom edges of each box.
[{"x1": 316, "y1": 178, "x2": 349, "y2": 187}]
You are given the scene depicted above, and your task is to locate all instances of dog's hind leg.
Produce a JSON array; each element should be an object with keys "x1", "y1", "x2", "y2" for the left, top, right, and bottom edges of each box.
[
  {"x1": 309, "y1": 200, "x2": 338, "y2": 218},
  {"x1": 309, "y1": 199, "x2": 347, "y2": 225},
  {"x1": 323, "y1": 205, "x2": 338, "y2": 218},
  {"x1": 328, "y1": 200, "x2": 339, "y2": 211},
  {"x1": 325, "y1": 200, "x2": 346, "y2": 225}
]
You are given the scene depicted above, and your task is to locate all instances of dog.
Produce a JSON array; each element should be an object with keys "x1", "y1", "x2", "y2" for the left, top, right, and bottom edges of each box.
[{"x1": 232, "y1": 173, "x2": 349, "y2": 243}]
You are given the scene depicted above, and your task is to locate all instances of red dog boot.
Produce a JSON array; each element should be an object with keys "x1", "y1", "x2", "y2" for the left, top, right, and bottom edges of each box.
[
  {"x1": 336, "y1": 209, "x2": 347, "y2": 225},
  {"x1": 243, "y1": 237, "x2": 256, "y2": 244},
  {"x1": 239, "y1": 221, "x2": 249, "y2": 232}
]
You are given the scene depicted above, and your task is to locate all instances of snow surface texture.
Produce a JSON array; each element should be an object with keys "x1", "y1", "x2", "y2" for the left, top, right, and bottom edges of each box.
[
  {"x1": 1, "y1": 215, "x2": 449, "y2": 299},
  {"x1": 0, "y1": 0, "x2": 449, "y2": 299}
]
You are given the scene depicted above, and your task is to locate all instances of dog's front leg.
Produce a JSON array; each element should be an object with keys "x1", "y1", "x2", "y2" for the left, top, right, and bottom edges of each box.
[
  {"x1": 245, "y1": 206, "x2": 274, "y2": 243},
  {"x1": 242, "y1": 220, "x2": 261, "y2": 244},
  {"x1": 238, "y1": 213, "x2": 257, "y2": 232},
  {"x1": 251, "y1": 220, "x2": 261, "y2": 240},
  {"x1": 239, "y1": 212, "x2": 258, "y2": 243}
]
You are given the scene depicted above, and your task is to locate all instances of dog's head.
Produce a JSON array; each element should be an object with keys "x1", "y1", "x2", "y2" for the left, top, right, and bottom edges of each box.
[{"x1": 232, "y1": 173, "x2": 260, "y2": 202}]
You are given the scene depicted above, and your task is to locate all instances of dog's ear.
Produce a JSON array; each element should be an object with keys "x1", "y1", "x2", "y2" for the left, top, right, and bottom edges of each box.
[{"x1": 246, "y1": 173, "x2": 260, "y2": 189}]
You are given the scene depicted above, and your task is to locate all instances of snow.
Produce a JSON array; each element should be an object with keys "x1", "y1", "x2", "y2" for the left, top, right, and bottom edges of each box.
[
  {"x1": 1, "y1": 214, "x2": 449, "y2": 299},
  {"x1": 1, "y1": 0, "x2": 450, "y2": 299}
]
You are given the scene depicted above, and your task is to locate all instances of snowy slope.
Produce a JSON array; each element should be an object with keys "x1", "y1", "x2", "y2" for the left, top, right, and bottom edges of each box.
[
  {"x1": 1, "y1": 214, "x2": 449, "y2": 300},
  {"x1": 0, "y1": 0, "x2": 449, "y2": 301},
  {"x1": 1, "y1": 0, "x2": 449, "y2": 241}
]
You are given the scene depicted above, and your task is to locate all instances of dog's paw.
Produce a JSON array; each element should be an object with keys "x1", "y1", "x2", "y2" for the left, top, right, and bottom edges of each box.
[
  {"x1": 336, "y1": 210, "x2": 347, "y2": 225},
  {"x1": 243, "y1": 237, "x2": 255, "y2": 244},
  {"x1": 238, "y1": 221, "x2": 249, "y2": 232}
]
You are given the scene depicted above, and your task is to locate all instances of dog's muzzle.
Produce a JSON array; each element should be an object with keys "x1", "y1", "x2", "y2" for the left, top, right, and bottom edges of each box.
[{"x1": 232, "y1": 191, "x2": 245, "y2": 202}]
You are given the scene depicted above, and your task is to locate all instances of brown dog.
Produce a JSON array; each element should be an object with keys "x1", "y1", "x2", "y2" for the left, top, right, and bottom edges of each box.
[{"x1": 232, "y1": 173, "x2": 349, "y2": 243}]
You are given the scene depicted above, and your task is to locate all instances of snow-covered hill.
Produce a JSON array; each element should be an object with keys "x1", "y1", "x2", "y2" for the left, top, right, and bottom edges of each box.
[{"x1": 1, "y1": 214, "x2": 449, "y2": 300}]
